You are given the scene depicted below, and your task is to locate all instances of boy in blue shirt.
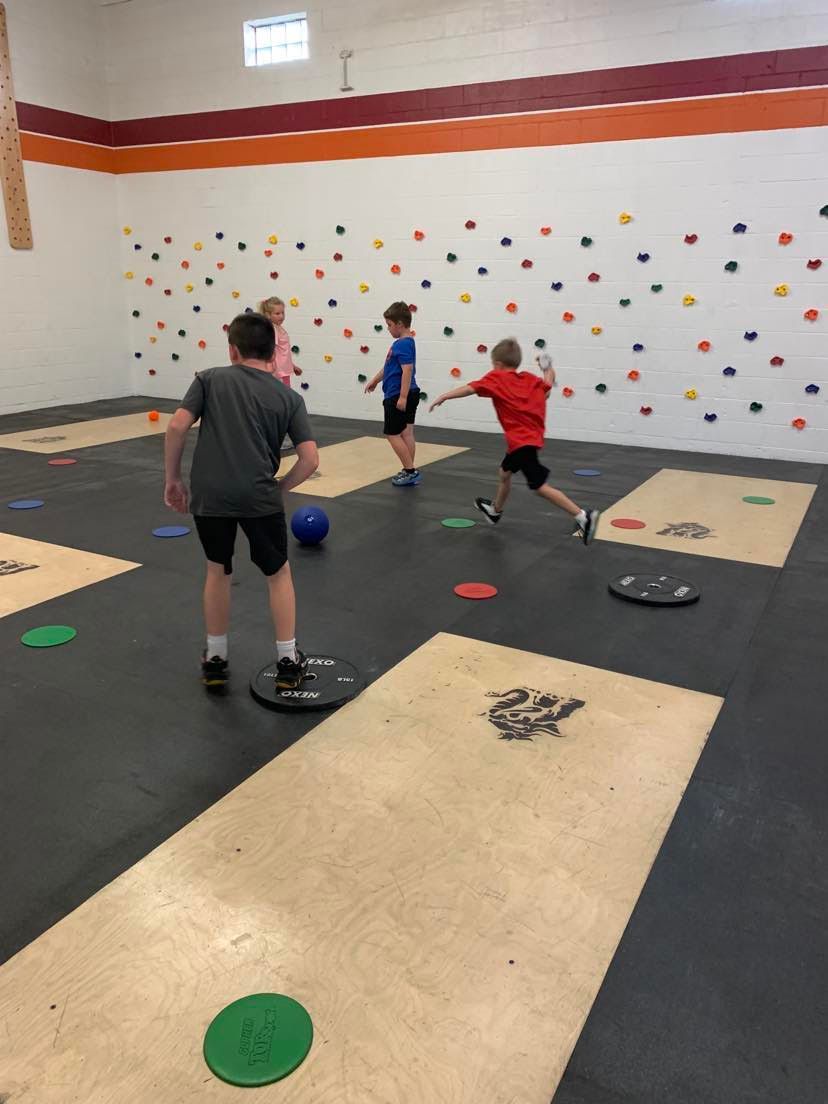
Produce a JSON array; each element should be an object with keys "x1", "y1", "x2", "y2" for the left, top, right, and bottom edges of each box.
[{"x1": 364, "y1": 301, "x2": 420, "y2": 486}]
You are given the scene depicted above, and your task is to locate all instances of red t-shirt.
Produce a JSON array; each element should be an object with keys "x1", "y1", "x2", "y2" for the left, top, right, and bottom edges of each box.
[{"x1": 469, "y1": 369, "x2": 551, "y2": 452}]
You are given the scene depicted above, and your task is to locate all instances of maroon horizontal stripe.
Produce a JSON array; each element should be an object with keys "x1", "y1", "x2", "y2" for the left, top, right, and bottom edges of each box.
[{"x1": 15, "y1": 45, "x2": 828, "y2": 149}]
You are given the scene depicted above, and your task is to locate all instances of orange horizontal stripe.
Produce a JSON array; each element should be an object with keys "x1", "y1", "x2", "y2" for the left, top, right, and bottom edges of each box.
[{"x1": 21, "y1": 88, "x2": 828, "y2": 175}]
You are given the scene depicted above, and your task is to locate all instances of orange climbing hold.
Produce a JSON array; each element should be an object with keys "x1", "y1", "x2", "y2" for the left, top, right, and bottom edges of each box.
[
  {"x1": 450, "y1": 367, "x2": 462, "y2": 378},
  {"x1": 698, "y1": 340, "x2": 711, "y2": 352},
  {"x1": 506, "y1": 302, "x2": 518, "y2": 313},
  {"x1": 804, "y1": 309, "x2": 820, "y2": 321},
  {"x1": 628, "y1": 369, "x2": 640, "y2": 381},
  {"x1": 792, "y1": 417, "x2": 807, "y2": 430},
  {"x1": 562, "y1": 311, "x2": 574, "y2": 322}
]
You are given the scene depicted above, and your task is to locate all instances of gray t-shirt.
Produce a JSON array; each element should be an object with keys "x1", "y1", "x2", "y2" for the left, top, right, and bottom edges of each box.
[{"x1": 180, "y1": 364, "x2": 314, "y2": 517}]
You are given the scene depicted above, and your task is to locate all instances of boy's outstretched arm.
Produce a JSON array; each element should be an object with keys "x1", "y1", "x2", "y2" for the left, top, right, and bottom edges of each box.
[
  {"x1": 281, "y1": 440, "x2": 319, "y2": 493},
  {"x1": 429, "y1": 384, "x2": 476, "y2": 412},
  {"x1": 164, "y1": 407, "x2": 197, "y2": 512},
  {"x1": 364, "y1": 366, "x2": 384, "y2": 393}
]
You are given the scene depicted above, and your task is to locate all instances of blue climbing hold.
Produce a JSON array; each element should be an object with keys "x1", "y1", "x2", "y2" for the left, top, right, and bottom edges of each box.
[
  {"x1": 723, "y1": 366, "x2": 737, "y2": 376},
  {"x1": 500, "y1": 237, "x2": 512, "y2": 247},
  {"x1": 296, "y1": 242, "x2": 305, "y2": 250},
  {"x1": 744, "y1": 331, "x2": 758, "y2": 341},
  {"x1": 733, "y1": 222, "x2": 748, "y2": 233},
  {"x1": 477, "y1": 267, "x2": 488, "y2": 276},
  {"x1": 704, "y1": 412, "x2": 718, "y2": 422},
  {"x1": 637, "y1": 252, "x2": 650, "y2": 262},
  {"x1": 550, "y1": 281, "x2": 563, "y2": 291},
  {"x1": 215, "y1": 232, "x2": 224, "y2": 239},
  {"x1": 421, "y1": 279, "x2": 432, "y2": 289},
  {"x1": 805, "y1": 383, "x2": 820, "y2": 394},
  {"x1": 328, "y1": 299, "x2": 337, "y2": 308},
  {"x1": 632, "y1": 343, "x2": 644, "y2": 352}
]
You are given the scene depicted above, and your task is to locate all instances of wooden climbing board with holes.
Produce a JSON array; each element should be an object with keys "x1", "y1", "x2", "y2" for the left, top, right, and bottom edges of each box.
[{"x1": 0, "y1": 3, "x2": 32, "y2": 249}]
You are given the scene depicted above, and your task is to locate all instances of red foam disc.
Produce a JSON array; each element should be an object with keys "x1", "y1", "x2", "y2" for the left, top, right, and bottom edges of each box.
[
  {"x1": 47, "y1": 458, "x2": 77, "y2": 466},
  {"x1": 454, "y1": 582, "x2": 498, "y2": 600},
  {"x1": 611, "y1": 518, "x2": 646, "y2": 529}
]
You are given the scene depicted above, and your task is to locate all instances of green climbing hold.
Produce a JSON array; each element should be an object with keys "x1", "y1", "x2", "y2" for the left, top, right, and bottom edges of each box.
[
  {"x1": 619, "y1": 298, "x2": 631, "y2": 307},
  {"x1": 132, "y1": 310, "x2": 140, "y2": 317},
  {"x1": 446, "y1": 252, "x2": 458, "y2": 262},
  {"x1": 595, "y1": 383, "x2": 607, "y2": 393},
  {"x1": 750, "y1": 402, "x2": 763, "y2": 412},
  {"x1": 205, "y1": 277, "x2": 214, "y2": 285},
  {"x1": 203, "y1": 993, "x2": 313, "y2": 1087},
  {"x1": 21, "y1": 625, "x2": 77, "y2": 648},
  {"x1": 441, "y1": 518, "x2": 476, "y2": 528},
  {"x1": 357, "y1": 373, "x2": 367, "y2": 383},
  {"x1": 178, "y1": 329, "x2": 186, "y2": 337},
  {"x1": 443, "y1": 326, "x2": 454, "y2": 337},
  {"x1": 580, "y1": 236, "x2": 593, "y2": 247},
  {"x1": 172, "y1": 353, "x2": 180, "y2": 361},
  {"x1": 151, "y1": 252, "x2": 160, "y2": 261},
  {"x1": 420, "y1": 391, "x2": 428, "y2": 401},
  {"x1": 724, "y1": 260, "x2": 738, "y2": 272},
  {"x1": 238, "y1": 242, "x2": 247, "y2": 250},
  {"x1": 650, "y1": 283, "x2": 663, "y2": 293},
  {"x1": 336, "y1": 225, "x2": 345, "y2": 234},
  {"x1": 820, "y1": 205, "x2": 828, "y2": 218},
  {"x1": 291, "y1": 345, "x2": 300, "y2": 354},
  {"x1": 743, "y1": 495, "x2": 775, "y2": 505},
  {"x1": 534, "y1": 339, "x2": 546, "y2": 349},
  {"x1": 374, "y1": 324, "x2": 383, "y2": 332}
]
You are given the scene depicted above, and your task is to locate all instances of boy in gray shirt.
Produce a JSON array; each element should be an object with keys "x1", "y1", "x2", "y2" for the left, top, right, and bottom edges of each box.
[{"x1": 164, "y1": 313, "x2": 318, "y2": 690}]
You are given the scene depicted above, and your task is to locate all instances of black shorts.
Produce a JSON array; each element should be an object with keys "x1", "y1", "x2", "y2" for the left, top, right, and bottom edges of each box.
[
  {"x1": 383, "y1": 391, "x2": 420, "y2": 436},
  {"x1": 194, "y1": 514, "x2": 287, "y2": 576},
  {"x1": 501, "y1": 446, "x2": 550, "y2": 490}
]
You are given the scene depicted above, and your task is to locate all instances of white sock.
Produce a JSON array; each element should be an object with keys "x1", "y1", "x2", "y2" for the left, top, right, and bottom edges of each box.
[
  {"x1": 277, "y1": 638, "x2": 297, "y2": 663},
  {"x1": 574, "y1": 509, "x2": 588, "y2": 528},
  {"x1": 206, "y1": 634, "x2": 228, "y2": 660}
]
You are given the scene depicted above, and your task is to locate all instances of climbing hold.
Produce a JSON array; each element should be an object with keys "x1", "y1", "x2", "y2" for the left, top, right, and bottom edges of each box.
[
  {"x1": 215, "y1": 232, "x2": 224, "y2": 240},
  {"x1": 733, "y1": 222, "x2": 747, "y2": 233},
  {"x1": 327, "y1": 299, "x2": 337, "y2": 309},
  {"x1": 749, "y1": 402, "x2": 763, "y2": 412},
  {"x1": 374, "y1": 324, "x2": 383, "y2": 332},
  {"x1": 562, "y1": 311, "x2": 575, "y2": 322},
  {"x1": 506, "y1": 302, "x2": 518, "y2": 314},
  {"x1": 185, "y1": 283, "x2": 193, "y2": 292},
  {"x1": 171, "y1": 353, "x2": 180, "y2": 361},
  {"x1": 704, "y1": 413, "x2": 717, "y2": 422},
  {"x1": 684, "y1": 233, "x2": 698, "y2": 244},
  {"x1": 313, "y1": 318, "x2": 323, "y2": 327},
  {"x1": 333, "y1": 252, "x2": 343, "y2": 262},
  {"x1": 216, "y1": 262, "x2": 225, "y2": 270},
  {"x1": 324, "y1": 355, "x2": 333, "y2": 363},
  {"x1": 807, "y1": 259, "x2": 822, "y2": 270},
  {"x1": 359, "y1": 283, "x2": 370, "y2": 293},
  {"x1": 588, "y1": 272, "x2": 600, "y2": 283},
  {"x1": 628, "y1": 369, "x2": 640, "y2": 381},
  {"x1": 124, "y1": 271, "x2": 134, "y2": 280},
  {"x1": 269, "y1": 272, "x2": 279, "y2": 280},
  {"x1": 232, "y1": 291, "x2": 240, "y2": 299},
  {"x1": 151, "y1": 252, "x2": 160, "y2": 261},
  {"x1": 206, "y1": 277, "x2": 214, "y2": 285},
  {"x1": 149, "y1": 336, "x2": 157, "y2": 343},
  {"x1": 413, "y1": 230, "x2": 425, "y2": 240},
  {"x1": 421, "y1": 279, "x2": 432, "y2": 289},
  {"x1": 633, "y1": 342, "x2": 644, "y2": 352},
  {"x1": 792, "y1": 418, "x2": 807, "y2": 430},
  {"x1": 177, "y1": 328, "x2": 186, "y2": 337},
  {"x1": 619, "y1": 212, "x2": 632, "y2": 224},
  {"x1": 805, "y1": 384, "x2": 820, "y2": 394},
  {"x1": 460, "y1": 293, "x2": 471, "y2": 303},
  {"x1": 534, "y1": 339, "x2": 546, "y2": 349},
  {"x1": 315, "y1": 269, "x2": 325, "y2": 279},
  {"x1": 724, "y1": 261, "x2": 738, "y2": 273},
  {"x1": 360, "y1": 346, "x2": 369, "y2": 354},
  {"x1": 521, "y1": 259, "x2": 533, "y2": 269},
  {"x1": 343, "y1": 328, "x2": 353, "y2": 338},
  {"x1": 164, "y1": 236, "x2": 172, "y2": 244},
  {"x1": 336, "y1": 225, "x2": 345, "y2": 235},
  {"x1": 157, "y1": 321, "x2": 166, "y2": 330},
  {"x1": 148, "y1": 368, "x2": 156, "y2": 376},
  {"x1": 591, "y1": 325, "x2": 602, "y2": 335},
  {"x1": 477, "y1": 267, "x2": 488, "y2": 276},
  {"x1": 651, "y1": 284, "x2": 663, "y2": 293},
  {"x1": 595, "y1": 383, "x2": 607, "y2": 393},
  {"x1": 580, "y1": 236, "x2": 592, "y2": 247},
  {"x1": 238, "y1": 242, "x2": 247, "y2": 251},
  {"x1": 194, "y1": 242, "x2": 203, "y2": 251},
  {"x1": 198, "y1": 340, "x2": 207, "y2": 350},
  {"x1": 450, "y1": 367, "x2": 461, "y2": 378},
  {"x1": 289, "y1": 297, "x2": 299, "y2": 307},
  {"x1": 778, "y1": 232, "x2": 793, "y2": 245},
  {"x1": 390, "y1": 264, "x2": 401, "y2": 275},
  {"x1": 683, "y1": 294, "x2": 696, "y2": 306},
  {"x1": 222, "y1": 324, "x2": 229, "y2": 331},
  {"x1": 804, "y1": 308, "x2": 820, "y2": 321},
  {"x1": 698, "y1": 340, "x2": 711, "y2": 352},
  {"x1": 163, "y1": 288, "x2": 171, "y2": 296},
  {"x1": 821, "y1": 205, "x2": 828, "y2": 217},
  {"x1": 373, "y1": 239, "x2": 383, "y2": 249},
  {"x1": 132, "y1": 310, "x2": 141, "y2": 318},
  {"x1": 550, "y1": 282, "x2": 563, "y2": 291},
  {"x1": 409, "y1": 304, "x2": 418, "y2": 313},
  {"x1": 134, "y1": 352, "x2": 142, "y2": 359},
  {"x1": 500, "y1": 237, "x2": 512, "y2": 247},
  {"x1": 443, "y1": 326, "x2": 454, "y2": 337},
  {"x1": 301, "y1": 382, "x2": 309, "y2": 390},
  {"x1": 291, "y1": 345, "x2": 300, "y2": 354},
  {"x1": 769, "y1": 356, "x2": 784, "y2": 366},
  {"x1": 133, "y1": 243, "x2": 142, "y2": 251},
  {"x1": 640, "y1": 406, "x2": 653, "y2": 415},
  {"x1": 774, "y1": 284, "x2": 789, "y2": 296},
  {"x1": 562, "y1": 386, "x2": 574, "y2": 397},
  {"x1": 123, "y1": 226, "x2": 132, "y2": 235},
  {"x1": 358, "y1": 374, "x2": 367, "y2": 383},
  {"x1": 268, "y1": 234, "x2": 278, "y2": 245},
  {"x1": 465, "y1": 220, "x2": 476, "y2": 230},
  {"x1": 264, "y1": 250, "x2": 273, "y2": 257},
  {"x1": 685, "y1": 389, "x2": 697, "y2": 400},
  {"x1": 540, "y1": 226, "x2": 552, "y2": 236},
  {"x1": 446, "y1": 252, "x2": 457, "y2": 262},
  {"x1": 744, "y1": 331, "x2": 758, "y2": 341},
  {"x1": 477, "y1": 344, "x2": 488, "y2": 354},
  {"x1": 619, "y1": 298, "x2": 631, "y2": 307},
  {"x1": 723, "y1": 366, "x2": 736, "y2": 376},
  {"x1": 637, "y1": 252, "x2": 650, "y2": 263}
]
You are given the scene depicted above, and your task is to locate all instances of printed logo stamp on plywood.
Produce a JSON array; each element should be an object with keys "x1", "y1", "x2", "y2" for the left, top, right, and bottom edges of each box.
[{"x1": 484, "y1": 688, "x2": 585, "y2": 742}]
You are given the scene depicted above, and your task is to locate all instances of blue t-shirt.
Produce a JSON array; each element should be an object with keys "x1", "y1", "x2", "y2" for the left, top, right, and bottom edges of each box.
[{"x1": 382, "y1": 336, "x2": 418, "y2": 399}]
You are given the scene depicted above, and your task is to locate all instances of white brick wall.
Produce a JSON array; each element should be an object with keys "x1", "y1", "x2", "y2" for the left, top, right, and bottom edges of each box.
[{"x1": 122, "y1": 128, "x2": 828, "y2": 461}]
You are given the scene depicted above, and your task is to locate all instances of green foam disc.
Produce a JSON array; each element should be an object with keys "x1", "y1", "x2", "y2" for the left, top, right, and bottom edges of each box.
[
  {"x1": 742, "y1": 495, "x2": 775, "y2": 505},
  {"x1": 21, "y1": 625, "x2": 77, "y2": 648},
  {"x1": 442, "y1": 518, "x2": 476, "y2": 528},
  {"x1": 203, "y1": 993, "x2": 312, "y2": 1087}
]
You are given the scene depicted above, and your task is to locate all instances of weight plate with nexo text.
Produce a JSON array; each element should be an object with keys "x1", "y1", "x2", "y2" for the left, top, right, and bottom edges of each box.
[
  {"x1": 608, "y1": 573, "x2": 700, "y2": 606},
  {"x1": 250, "y1": 655, "x2": 363, "y2": 712}
]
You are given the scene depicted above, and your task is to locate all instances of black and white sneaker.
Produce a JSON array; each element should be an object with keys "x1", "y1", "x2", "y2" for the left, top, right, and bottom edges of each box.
[
  {"x1": 573, "y1": 508, "x2": 600, "y2": 546},
  {"x1": 201, "y1": 652, "x2": 229, "y2": 690},
  {"x1": 474, "y1": 497, "x2": 502, "y2": 524},
  {"x1": 275, "y1": 650, "x2": 309, "y2": 690}
]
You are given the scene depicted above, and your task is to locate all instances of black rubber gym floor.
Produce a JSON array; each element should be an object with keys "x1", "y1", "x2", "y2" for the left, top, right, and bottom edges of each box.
[{"x1": 1, "y1": 396, "x2": 826, "y2": 1103}]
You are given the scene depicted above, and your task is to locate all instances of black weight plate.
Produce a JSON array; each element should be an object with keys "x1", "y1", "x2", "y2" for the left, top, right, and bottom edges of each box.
[
  {"x1": 250, "y1": 655, "x2": 363, "y2": 712},
  {"x1": 608, "y1": 572, "x2": 700, "y2": 607}
]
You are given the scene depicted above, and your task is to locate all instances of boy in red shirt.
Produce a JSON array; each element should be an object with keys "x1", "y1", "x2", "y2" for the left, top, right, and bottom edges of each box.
[{"x1": 429, "y1": 339, "x2": 599, "y2": 543}]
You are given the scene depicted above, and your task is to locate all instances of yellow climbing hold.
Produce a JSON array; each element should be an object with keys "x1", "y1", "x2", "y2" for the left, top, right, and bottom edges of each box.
[
  {"x1": 685, "y1": 388, "x2": 698, "y2": 400},
  {"x1": 460, "y1": 293, "x2": 471, "y2": 303},
  {"x1": 289, "y1": 297, "x2": 299, "y2": 307},
  {"x1": 232, "y1": 290, "x2": 240, "y2": 298},
  {"x1": 591, "y1": 325, "x2": 603, "y2": 335},
  {"x1": 359, "y1": 282, "x2": 370, "y2": 293},
  {"x1": 683, "y1": 294, "x2": 696, "y2": 306},
  {"x1": 619, "y1": 212, "x2": 633, "y2": 224},
  {"x1": 124, "y1": 271, "x2": 134, "y2": 279},
  {"x1": 373, "y1": 239, "x2": 384, "y2": 249},
  {"x1": 149, "y1": 336, "x2": 157, "y2": 344},
  {"x1": 193, "y1": 242, "x2": 203, "y2": 251},
  {"x1": 268, "y1": 234, "x2": 278, "y2": 244},
  {"x1": 774, "y1": 284, "x2": 790, "y2": 297},
  {"x1": 185, "y1": 283, "x2": 194, "y2": 292},
  {"x1": 122, "y1": 226, "x2": 132, "y2": 235},
  {"x1": 324, "y1": 355, "x2": 333, "y2": 363}
]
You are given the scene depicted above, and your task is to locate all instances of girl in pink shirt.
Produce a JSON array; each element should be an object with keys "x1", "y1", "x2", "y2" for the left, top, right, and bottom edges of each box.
[{"x1": 258, "y1": 296, "x2": 302, "y2": 387}]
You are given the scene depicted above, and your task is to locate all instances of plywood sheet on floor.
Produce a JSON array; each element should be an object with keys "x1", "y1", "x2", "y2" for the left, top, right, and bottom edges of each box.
[
  {"x1": 0, "y1": 632, "x2": 721, "y2": 1103},
  {"x1": 290, "y1": 435, "x2": 467, "y2": 497},
  {"x1": 0, "y1": 533, "x2": 140, "y2": 617},
  {"x1": 0, "y1": 412, "x2": 171, "y2": 453},
  {"x1": 597, "y1": 468, "x2": 816, "y2": 567}
]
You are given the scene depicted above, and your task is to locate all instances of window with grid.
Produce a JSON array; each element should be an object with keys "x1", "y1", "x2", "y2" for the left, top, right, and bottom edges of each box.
[{"x1": 244, "y1": 13, "x2": 309, "y2": 67}]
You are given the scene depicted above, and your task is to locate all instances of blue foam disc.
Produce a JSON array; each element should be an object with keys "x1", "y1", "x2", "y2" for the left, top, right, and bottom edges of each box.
[
  {"x1": 572, "y1": 469, "x2": 601, "y2": 477},
  {"x1": 153, "y1": 525, "x2": 190, "y2": 538},
  {"x1": 8, "y1": 499, "x2": 44, "y2": 509}
]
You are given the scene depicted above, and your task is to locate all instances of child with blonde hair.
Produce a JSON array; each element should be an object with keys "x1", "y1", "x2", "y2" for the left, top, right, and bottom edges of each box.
[{"x1": 258, "y1": 296, "x2": 303, "y2": 387}]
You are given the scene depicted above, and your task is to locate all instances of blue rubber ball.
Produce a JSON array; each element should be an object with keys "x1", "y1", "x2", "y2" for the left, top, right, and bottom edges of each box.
[{"x1": 290, "y1": 505, "x2": 329, "y2": 545}]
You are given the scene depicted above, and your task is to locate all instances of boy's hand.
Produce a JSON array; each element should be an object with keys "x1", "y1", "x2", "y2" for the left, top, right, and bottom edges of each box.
[
  {"x1": 164, "y1": 479, "x2": 189, "y2": 514},
  {"x1": 396, "y1": 395, "x2": 407, "y2": 411},
  {"x1": 364, "y1": 379, "x2": 378, "y2": 394},
  {"x1": 429, "y1": 396, "x2": 445, "y2": 412}
]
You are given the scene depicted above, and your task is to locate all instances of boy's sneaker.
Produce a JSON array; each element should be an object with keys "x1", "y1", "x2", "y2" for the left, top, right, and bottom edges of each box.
[
  {"x1": 391, "y1": 469, "x2": 421, "y2": 487},
  {"x1": 275, "y1": 650, "x2": 309, "y2": 690},
  {"x1": 573, "y1": 508, "x2": 600, "y2": 546},
  {"x1": 474, "y1": 497, "x2": 502, "y2": 524},
  {"x1": 201, "y1": 652, "x2": 229, "y2": 690}
]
